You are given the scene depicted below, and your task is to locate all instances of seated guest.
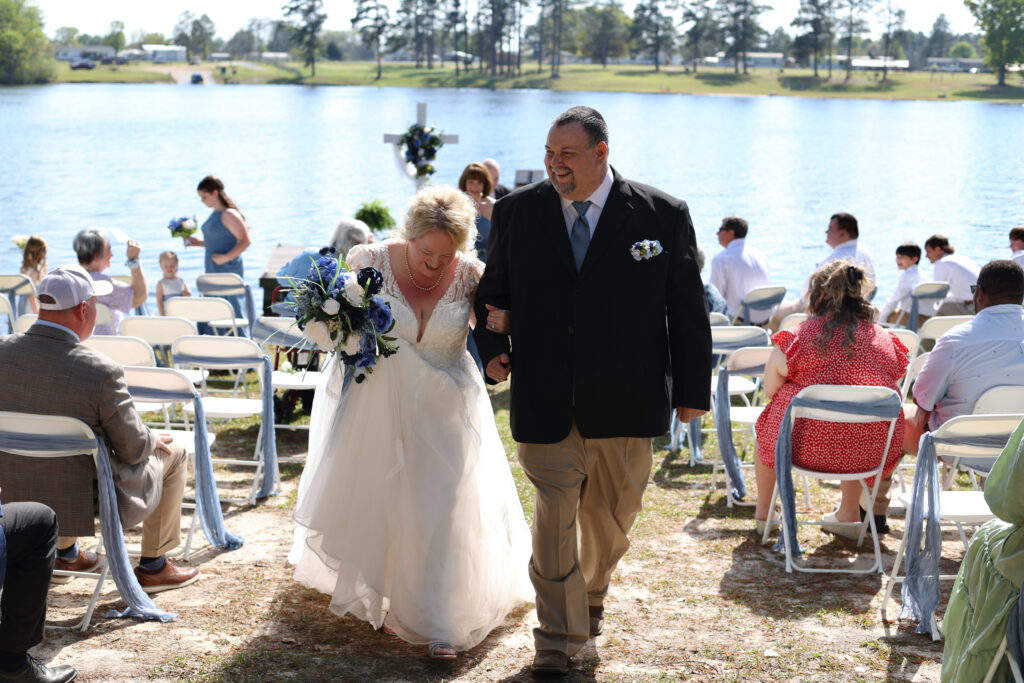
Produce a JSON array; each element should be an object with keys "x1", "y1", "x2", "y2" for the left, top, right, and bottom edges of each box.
[
  {"x1": 73, "y1": 228, "x2": 149, "y2": 335},
  {"x1": 942, "y1": 416, "x2": 1024, "y2": 682},
  {"x1": 0, "y1": 266, "x2": 199, "y2": 593},
  {"x1": 696, "y1": 245, "x2": 728, "y2": 316},
  {"x1": 877, "y1": 242, "x2": 928, "y2": 325},
  {"x1": 709, "y1": 216, "x2": 772, "y2": 323},
  {"x1": 1010, "y1": 226, "x2": 1024, "y2": 268},
  {"x1": 0, "y1": 494, "x2": 78, "y2": 683},
  {"x1": 771, "y1": 212, "x2": 876, "y2": 329},
  {"x1": 904, "y1": 260, "x2": 1024, "y2": 456},
  {"x1": 925, "y1": 234, "x2": 981, "y2": 316},
  {"x1": 754, "y1": 261, "x2": 908, "y2": 538},
  {"x1": 277, "y1": 218, "x2": 374, "y2": 285}
]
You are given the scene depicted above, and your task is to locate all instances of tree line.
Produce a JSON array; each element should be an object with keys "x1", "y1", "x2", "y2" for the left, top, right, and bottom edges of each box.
[{"x1": 3, "y1": 0, "x2": 1024, "y2": 85}]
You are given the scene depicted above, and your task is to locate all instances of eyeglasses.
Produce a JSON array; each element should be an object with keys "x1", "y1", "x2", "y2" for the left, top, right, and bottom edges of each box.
[{"x1": 970, "y1": 285, "x2": 978, "y2": 295}]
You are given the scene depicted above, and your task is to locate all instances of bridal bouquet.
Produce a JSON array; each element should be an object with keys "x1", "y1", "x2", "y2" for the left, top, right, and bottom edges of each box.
[
  {"x1": 168, "y1": 216, "x2": 198, "y2": 238},
  {"x1": 285, "y1": 248, "x2": 398, "y2": 383}
]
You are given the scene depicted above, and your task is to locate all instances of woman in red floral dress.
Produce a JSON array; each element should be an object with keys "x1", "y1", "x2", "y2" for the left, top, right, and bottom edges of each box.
[{"x1": 754, "y1": 260, "x2": 909, "y2": 537}]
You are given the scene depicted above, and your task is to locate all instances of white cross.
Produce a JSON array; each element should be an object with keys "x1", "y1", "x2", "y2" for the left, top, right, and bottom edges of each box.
[{"x1": 384, "y1": 102, "x2": 458, "y2": 188}]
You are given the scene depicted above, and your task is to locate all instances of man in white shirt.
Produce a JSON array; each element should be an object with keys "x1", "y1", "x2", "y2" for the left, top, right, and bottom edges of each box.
[
  {"x1": 709, "y1": 216, "x2": 772, "y2": 323},
  {"x1": 926, "y1": 234, "x2": 981, "y2": 316},
  {"x1": 770, "y1": 212, "x2": 876, "y2": 329},
  {"x1": 905, "y1": 259, "x2": 1024, "y2": 455},
  {"x1": 1010, "y1": 226, "x2": 1024, "y2": 268},
  {"x1": 877, "y1": 242, "x2": 926, "y2": 324}
]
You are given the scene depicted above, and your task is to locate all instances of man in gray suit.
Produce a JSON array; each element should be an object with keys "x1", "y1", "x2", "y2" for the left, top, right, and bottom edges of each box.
[{"x1": 0, "y1": 266, "x2": 199, "y2": 594}]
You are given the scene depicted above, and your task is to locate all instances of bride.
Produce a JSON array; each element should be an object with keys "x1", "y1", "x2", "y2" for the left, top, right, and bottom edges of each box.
[{"x1": 290, "y1": 185, "x2": 532, "y2": 659}]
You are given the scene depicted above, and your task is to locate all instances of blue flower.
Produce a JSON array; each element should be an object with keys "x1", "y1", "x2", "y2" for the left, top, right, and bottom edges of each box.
[
  {"x1": 354, "y1": 352, "x2": 376, "y2": 369},
  {"x1": 367, "y1": 297, "x2": 393, "y2": 333}
]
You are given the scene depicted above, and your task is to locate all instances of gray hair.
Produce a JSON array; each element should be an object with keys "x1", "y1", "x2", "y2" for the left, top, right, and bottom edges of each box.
[
  {"x1": 330, "y1": 218, "x2": 372, "y2": 259},
  {"x1": 73, "y1": 229, "x2": 108, "y2": 265},
  {"x1": 696, "y1": 245, "x2": 706, "y2": 273}
]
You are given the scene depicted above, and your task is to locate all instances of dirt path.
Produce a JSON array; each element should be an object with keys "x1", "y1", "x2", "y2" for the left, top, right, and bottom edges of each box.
[{"x1": 162, "y1": 64, "x2": 215, "y2": 85}]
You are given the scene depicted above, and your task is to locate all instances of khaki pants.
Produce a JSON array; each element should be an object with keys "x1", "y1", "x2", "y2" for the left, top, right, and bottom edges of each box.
[
  {"x1": 518, "y1": 423, "x2": 653, "y2": 656},
  {"x1": 58, "y1": 442, "x2": 187, "y2": 558}
]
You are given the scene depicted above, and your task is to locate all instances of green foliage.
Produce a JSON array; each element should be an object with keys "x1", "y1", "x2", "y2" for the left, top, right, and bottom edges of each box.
[
  {"x1": 354, "y1": 199, "x2": 396, "y2": 233},
  {"x1": 578, "y1": 2, "x2": 630, "y2": 66},
  {"x1": 283, "y1": 0, "x2": 327, "y2": 76},
  {"x1": 173, "y1": 11, "x2": 216, "y2": 59},
  {"x1": 0, "y1": 0, "x2": 55, "y2": 84},
  {"x1": 949, "y1": 40, "x2": 978, "y2": 59},
  {"x1": 965, "y1": 0, "x2": 1024, "y2": 85}
]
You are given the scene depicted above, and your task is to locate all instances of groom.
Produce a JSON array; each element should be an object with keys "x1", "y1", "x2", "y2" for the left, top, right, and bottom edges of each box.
[{"x1": 474, "y1": 106, "x2": 711, "y2": 675}]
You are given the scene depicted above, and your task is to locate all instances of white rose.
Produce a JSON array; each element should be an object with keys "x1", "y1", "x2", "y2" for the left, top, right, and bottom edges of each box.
[
  {"x1": 321, "y1": 298, "x2": 341, "y2": 315},
  {"x1": 342, "y1": 278, "x2": 365, "y2": 307},
  {"x1": 340, "y1": 333, "x2": 361, "y2": 355},
  {"x1": 302, "y1": 320, "x2": 334, "y2": 351},
  {"x1": 182, "y1": 218, "x2": 196, "y2": 230}
]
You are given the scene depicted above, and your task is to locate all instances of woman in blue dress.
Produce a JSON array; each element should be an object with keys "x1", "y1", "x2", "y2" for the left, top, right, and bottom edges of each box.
[
  {"x1": 458, "y1": 162, "x2": 495, "y2": 374},
  {"x1": 183, "y1": 175, "x2": 251, "y2": 317}
]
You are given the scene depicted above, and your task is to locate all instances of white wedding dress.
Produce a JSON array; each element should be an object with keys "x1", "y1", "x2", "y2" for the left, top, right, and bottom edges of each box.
[{"x1": 290, "y1": 240, "x2": 533, "y2": 651}]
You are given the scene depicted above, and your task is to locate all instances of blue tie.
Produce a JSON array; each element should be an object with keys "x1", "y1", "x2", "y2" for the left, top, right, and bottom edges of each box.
[{"x1": 570, "y1": 200, "x2": 592, "y2": 271}]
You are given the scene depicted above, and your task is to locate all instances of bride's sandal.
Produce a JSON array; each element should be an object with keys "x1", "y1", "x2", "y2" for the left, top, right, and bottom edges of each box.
[{"x1": 427, "y1": 642, "x2": 457, "y2": 660}]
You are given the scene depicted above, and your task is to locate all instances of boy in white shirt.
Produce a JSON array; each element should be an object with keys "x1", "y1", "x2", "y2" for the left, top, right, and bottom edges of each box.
[{"x1": 878, "y1": 242, "x2": 925, "y2": 325}]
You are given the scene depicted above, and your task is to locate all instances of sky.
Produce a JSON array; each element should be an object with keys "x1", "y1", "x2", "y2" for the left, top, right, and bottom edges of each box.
[{"x1": 35, "y1": 0, "x2": 980, "y2": 42}]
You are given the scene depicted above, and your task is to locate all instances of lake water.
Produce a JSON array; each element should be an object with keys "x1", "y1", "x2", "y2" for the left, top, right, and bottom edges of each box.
[{"x1": 2, "y1": 83, "x2": 1023, "y2": 309}]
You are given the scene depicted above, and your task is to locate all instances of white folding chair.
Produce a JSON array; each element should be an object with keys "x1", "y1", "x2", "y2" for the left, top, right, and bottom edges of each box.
[
  {"x1": 779, "y1": 313, "x2": 808, "y2": 331},
  {"x1": 889, "y1": 328, "x2": 920, "y2": 363},
  {"x1": 714, "y1": 346, "x2": 773, "y2": 507},
  {"x1": 974, "y1": 386, "x2": 1024, "y2": 416},
  {"x1": 732, "y1": 285, "x2": 786, "y2": 326},
  {"x1": 83, "y1": 335, "x2": 158, "y2": 367},
  {"x1": 94, "y1": 302, "x2": 115, "y2": 329},
  {"x1": 0, "y1": 412, "x2": 110, "y2": 631},
  {"x1": 983, "y1": 628, "x2": 1024, "y2": 683},
  {"x1": 708, "y1": 312, "x2": 730, "y2": 326},
  {"x1": 250, "y1": 317, "x2": 323, "y2": 446},
  {"x1": 118, "y1": 316, "x2": 204, "y2": 383},
  {"x1": 0, "y1": 293, "x2": 13, "y2": 332},
  {"x1": 195, "y1": 273, "x2": 252, "y2": 335},
  {"x1": 880, "y1": 414, "x2": 1019, "y2": 638},
  {"x1": 172, "y1": 335, "x2": 276, "y2": 505},
  {"x1": 919, "y1": 315, "x2": 973, "y2": 347},
  {"x1": 763, "y1": 385, "x2": 901, "y2": 574},
  {"x1": 13, "y1": 313, "x2": 37, "y2": 333},
  {"x1": 514, "y1": 169, "x2": 545, "y2": 187},
  {"x1": 0, "y1": 273, "x2": 36, "y2": 323},
  {"x1": 889, "y1": 281, "x2": 950, "y2": 332},
  {"x1": 166, "y1": 296, "x2": 244, "y2": 337}
]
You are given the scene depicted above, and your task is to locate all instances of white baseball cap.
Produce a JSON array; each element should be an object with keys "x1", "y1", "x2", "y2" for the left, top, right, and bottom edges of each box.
[{"x1": 37, "y1": 265, "x2": 114, "y2": 311}]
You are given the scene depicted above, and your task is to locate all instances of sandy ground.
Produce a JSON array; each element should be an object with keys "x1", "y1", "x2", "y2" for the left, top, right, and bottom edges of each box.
[{"x1": 162, "y1": 65, "x2": 215, "y2": 85}]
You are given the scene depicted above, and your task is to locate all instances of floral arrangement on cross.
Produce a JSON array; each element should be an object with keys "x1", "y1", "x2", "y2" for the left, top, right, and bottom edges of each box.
[
  {"x1": 284, "y1": 248, "x2": 399, "y2": 384},
  {"x1": 398, "y1": 122, "x2": 444, "y2": 178}
]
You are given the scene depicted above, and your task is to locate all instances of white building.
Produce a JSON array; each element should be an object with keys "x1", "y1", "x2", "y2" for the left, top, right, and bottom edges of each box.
[
  {"x1": 55, "y1": 45, "x2": 115, "y2": 61},
  {"x1": 143, "y1": 44, "x2": 187, "y2": 63}
]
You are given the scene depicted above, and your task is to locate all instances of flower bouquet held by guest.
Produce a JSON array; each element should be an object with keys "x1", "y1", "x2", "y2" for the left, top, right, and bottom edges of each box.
[
  {"x1": 290, "y1": 185, "x2": 532, "y2": 661},
  {"x1": 184, "y1": 175, "x2": 251, "y2": 318},
  {"x1": 156, "y1": 251, "x2": 191, "y2": 316},
  {"x1": 73, "y1": 228, "x2": 148, "y2": 335},
  {"x1": 18, "y1": 235, "x2": 47, "y2": 314},
  {"x1": 167, "y1": 216, "x2": 198, "y2": 239},
  {"x1": 754, "y1": 260, "x2": 909, "y2": 538}
]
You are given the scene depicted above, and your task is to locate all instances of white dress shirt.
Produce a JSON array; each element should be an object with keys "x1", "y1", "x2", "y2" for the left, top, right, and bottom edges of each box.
[
  {"x1": 709, "y1": 238, "x2": 772, "y2": 321},
  {"x1": 933, "y1": 252, "x2": 981, "y2": 304},
  {"x1": 877, "y1": 263, "x2": 926, "y2": 322},
  {"x1": 559, "y1": 168, "x2": 614, "y2": 238},
  {"x1": 823, "y1": 238, "x2": 876, "y2": 284},
  {"x1": 913, "y1": 304, "x2": 1024, "y2": 430},
  {"x1": 1012, "y1": 250, "x2": 1024, "y2": 268}
]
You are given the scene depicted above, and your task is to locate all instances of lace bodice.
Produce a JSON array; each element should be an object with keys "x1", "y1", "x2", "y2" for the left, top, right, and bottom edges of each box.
[{"x1": 348, "y1": 241, "x2": 483, "y2": 369}]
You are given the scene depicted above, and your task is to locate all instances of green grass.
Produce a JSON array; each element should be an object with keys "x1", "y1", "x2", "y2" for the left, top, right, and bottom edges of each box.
[{"x1": 55, "y1": 64, "x2": 174, "y2": 83}]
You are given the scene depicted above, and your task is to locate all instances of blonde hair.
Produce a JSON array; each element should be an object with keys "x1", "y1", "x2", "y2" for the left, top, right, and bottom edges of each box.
[
  {"x1": 398, "y1": 185, "x2": 478, "y2": 255},
  {"x1": 159, "y1": 251, "x2": 179, "y2": 265},
  {"x1": 806, "y1": 260, "x2": 876, "y2": 358},
  {"x1": 20, "y1": 235, "x2": 47, "y2": 276}
]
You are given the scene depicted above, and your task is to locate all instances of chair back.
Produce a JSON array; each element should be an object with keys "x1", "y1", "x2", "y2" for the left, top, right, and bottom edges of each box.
[
  {"x1": 708, "y1": 312, "x2": 730, "y2": 326},
  {"x1": 172, "y1": 335, "x2": 264, "y2": 370},
  {"x1": 251, "y1": 316, "x2": 313, "y2": 351},
  {"x1": 0, "y1": 412, "x2": 97, "y2": 457},
  {"x1": 83, "y1": 335, "x2": 158, "y2": 367},
  {"x1": 790, "y1": 384, "x2": 901, "y2": 427},
  {"x1": 118, "y1": 316, "x2": 198, "y2": 347},
  {"x1": 932, "y1": 413, "x2": 1023, "y2": 460},
  {"x1": 919, "y1": 315, "x2": 973, "y2": 342},
  {"x1": 726, "y1": 346, "x2": 773, "y2": 377},
  {"x1": 0, "y1": 293, "x2": 12, "y2": 320},
  {"x1": 735, "y1": 285, "x2": 786, "y2": 325},
  {"x1": 166, "y1": 297, "x2": 235, "y2": 324},
  {"x1": 974, "y1": 387, "x2": 1024, "y2": 415},
  {"x1": 890, "y1": 328, "x2": 920, "y2": 361},
  {"x1": 13, "y1": 313, "x2": 37, "y2": 333},
  {"x1": 94, "y1": 302, "x2": 116, "y2": 327},
  {"x1": 901, "y1": 352, "x2": 931, "y2": 403},
  {"x1": 711, "y1": 326, "x2": 770, "y2": 358},
  {"x1": 779, "y1": 313, "x2": 808, "y2": 331},
  {"x1": 196, "y1": 273, "x2": 246, "y2": 297},
  {"x1": 0, "y1": 273, "x2": 36, "y2": 297},
  {"x1": 514, "y1": 170, "x2": 545, "y2": 187},
  {"x1": 122, "y1": 366, "x2": 196, "y2": 401},
  {"x1": 905, "y1": 281, "x2": 951, "y2": 332}
]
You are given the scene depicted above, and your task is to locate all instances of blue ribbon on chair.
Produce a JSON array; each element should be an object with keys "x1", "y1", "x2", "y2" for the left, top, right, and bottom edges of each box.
[
  {"x1": 250, "y1": 319, "x2": 311, "y2": 351},
  {"x1": 171, "y1": 353, "x2": 279, "y2": 500},
  {"x1": 0, "y1": 499, "x2": 7, "y2": 587},
  {"x1": 901, "y1": 431, "x2": 1013, "y2": 636},
  {"x1": 772, "y1": 393, "x2": 903, "y2": 559},
  {"x1": 0, "y1": 431, "x2": 177, "y2": 622},
  {"x1": 126, "y1": 386, "x2": 244, "y2": 551},
  {"x1": 907, "y1": 286, "x2": 948, "y2": 333},
  {"x1": 741, "y1": 290, "x2": 786, "y2": 325},
  {"x1": 714, "y1": 363, "x2": 767, "y2": 501}
]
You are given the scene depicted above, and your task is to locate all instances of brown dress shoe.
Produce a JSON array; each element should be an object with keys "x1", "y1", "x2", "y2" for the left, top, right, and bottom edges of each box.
[
  {"x1": 52, "y1": 551, "x2": 101, "y2": 584},
  {"x1": 531, "y1": 650, "x2": 570, "y2": 676},
  {"x1": 589, "y1": 605, "x2": 604, "y2": 637},
  {"x1": 133, "y1": 559, "x2": 199, "y2": 594}
]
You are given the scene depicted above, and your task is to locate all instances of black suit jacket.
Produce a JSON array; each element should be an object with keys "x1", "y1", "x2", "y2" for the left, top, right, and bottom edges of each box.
[{"x1": 474, "y1": 168, "x2": 712, "y2": 444}]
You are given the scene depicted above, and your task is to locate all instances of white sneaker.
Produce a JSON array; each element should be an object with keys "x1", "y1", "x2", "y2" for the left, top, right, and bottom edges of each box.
[{"x1": 820, "y1": 512, "x2": 864, "y2": 540}]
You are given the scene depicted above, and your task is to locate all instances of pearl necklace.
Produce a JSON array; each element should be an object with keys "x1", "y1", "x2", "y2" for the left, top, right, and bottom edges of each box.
[{"x1": 404, "y1": 241, "x2": 446, "y2": 292}]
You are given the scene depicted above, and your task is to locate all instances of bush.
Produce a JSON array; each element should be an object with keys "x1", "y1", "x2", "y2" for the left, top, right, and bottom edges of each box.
[
  {"x1": 0, "y1": 0, "x2": 57, "y2": 84},
  {"x1": 354, "y1": 199, "x2": 396, "y2": 234}
]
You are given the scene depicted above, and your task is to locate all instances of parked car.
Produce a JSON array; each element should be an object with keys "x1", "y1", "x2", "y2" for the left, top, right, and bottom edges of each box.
[
  {"x1": 70, "y1": 60, "x2": 96, "y2": 70},
  {"x1": 190, "y1": 73, "x2": 204, "y2": 85}
]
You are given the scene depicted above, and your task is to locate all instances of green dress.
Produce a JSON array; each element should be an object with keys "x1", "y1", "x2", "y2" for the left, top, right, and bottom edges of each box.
[{"x1": 942, "y1": 417, "x2": 1024, "y2": 682}]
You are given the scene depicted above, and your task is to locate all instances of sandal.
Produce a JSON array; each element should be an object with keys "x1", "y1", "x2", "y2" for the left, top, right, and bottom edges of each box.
[{"x1": 427, "y1": 642, "x2": 457, "y2": 660}]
